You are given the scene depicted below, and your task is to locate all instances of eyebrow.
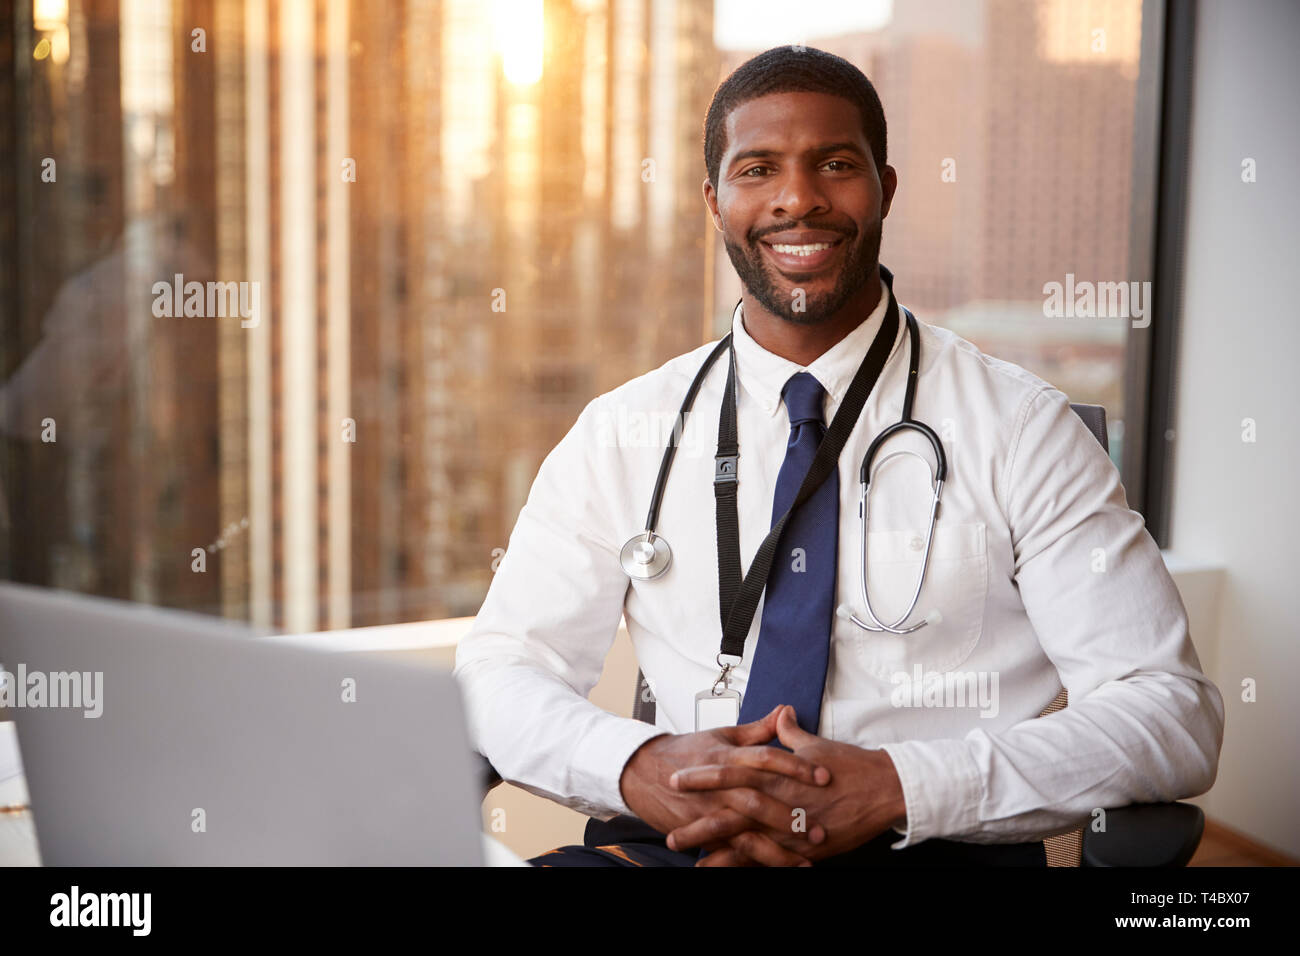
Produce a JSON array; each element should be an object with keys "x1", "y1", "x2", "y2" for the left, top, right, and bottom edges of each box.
[{"x1": 727, "y1": 141, "x2": 871, "y2": 168}]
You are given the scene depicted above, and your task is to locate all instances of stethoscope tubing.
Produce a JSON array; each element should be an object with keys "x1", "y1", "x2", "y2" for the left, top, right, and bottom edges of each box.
[
  {"x1": 840, "y1": 316, "x2": 948, "y2": 634},
  {"x1": 623, "y1": 281, "x2": 950, "y2": 637}
]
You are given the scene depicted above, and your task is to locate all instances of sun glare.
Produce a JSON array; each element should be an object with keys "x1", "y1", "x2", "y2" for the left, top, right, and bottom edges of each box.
[{"x1": 493, "y1": 0, "x2": 544, "y2": 86}]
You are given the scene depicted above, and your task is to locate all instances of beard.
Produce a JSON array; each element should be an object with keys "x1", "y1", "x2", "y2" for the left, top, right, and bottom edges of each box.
[{"x1": 723, "y1": 217, "x2": 882, "y2": 325}]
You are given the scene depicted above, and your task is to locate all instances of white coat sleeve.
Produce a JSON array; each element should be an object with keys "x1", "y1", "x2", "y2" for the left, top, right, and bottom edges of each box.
[
  {"x1": 881, "y1": 386, "x2": 1224, "y2": 847},
  {"x1": 452, "y1": 395, "x2": 666, "y2": 820}
]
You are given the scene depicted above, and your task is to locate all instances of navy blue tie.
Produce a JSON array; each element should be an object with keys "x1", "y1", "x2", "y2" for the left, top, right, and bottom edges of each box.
[{"x1": 737, "y1": 372, "x2": 838, "y2": 743}]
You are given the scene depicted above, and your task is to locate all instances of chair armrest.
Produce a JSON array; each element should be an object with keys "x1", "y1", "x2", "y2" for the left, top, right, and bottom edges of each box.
[
  {"x1": 1081, "y1": 801, "x2": 1205, "y2": 867},
  {"x1": 473, "y1": 752, "x2": 503, "y2": 797}
]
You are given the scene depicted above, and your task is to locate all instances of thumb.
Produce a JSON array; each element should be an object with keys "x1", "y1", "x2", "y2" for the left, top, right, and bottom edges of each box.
[
  {"x1": 727, "y1": 705, "x2": 785, "y2": 745},
  {"x1": 775, "y1": 705, "x2": 817, "y2": 748}
]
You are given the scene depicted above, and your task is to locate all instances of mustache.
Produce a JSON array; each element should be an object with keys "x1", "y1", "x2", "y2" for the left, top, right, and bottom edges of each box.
[{"x1": 749, "y1": 221, "x2": 857, "y2": 243}]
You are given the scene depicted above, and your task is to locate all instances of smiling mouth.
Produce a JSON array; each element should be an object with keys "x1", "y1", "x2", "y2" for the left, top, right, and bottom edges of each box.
[{"x1": 758, "y1": 237, "x2": 845, "y2": 275}]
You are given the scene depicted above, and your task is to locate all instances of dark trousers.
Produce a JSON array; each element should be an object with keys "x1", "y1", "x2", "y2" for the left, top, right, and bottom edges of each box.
[{"x1": 528, "y1": 814, "x2": 1048, "y2": 867}]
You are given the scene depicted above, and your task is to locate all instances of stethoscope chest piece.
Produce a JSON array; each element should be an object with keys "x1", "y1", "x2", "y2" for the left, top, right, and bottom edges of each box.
[{"x1": 620, "y1": 531, "x2": 672, "y2": 580}]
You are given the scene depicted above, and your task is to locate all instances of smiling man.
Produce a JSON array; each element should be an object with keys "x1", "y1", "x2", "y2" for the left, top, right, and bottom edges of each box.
[
  {"x1": 454, "y1": 47, "x2": 1223, "y2": 867},
  {"x1": 703, "y1": 80, "x2": 895, "y2": 368}
]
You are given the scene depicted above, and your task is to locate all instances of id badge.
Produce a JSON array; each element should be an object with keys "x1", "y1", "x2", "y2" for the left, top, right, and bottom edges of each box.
[{"x1": 694, "y1": 687, "x2": 741, "y2": 731}]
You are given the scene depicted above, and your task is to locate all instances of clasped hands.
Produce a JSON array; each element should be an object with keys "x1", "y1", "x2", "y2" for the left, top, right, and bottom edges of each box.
[{"x1": 618, "y1": 704, "x2": 907, "y2": 866}]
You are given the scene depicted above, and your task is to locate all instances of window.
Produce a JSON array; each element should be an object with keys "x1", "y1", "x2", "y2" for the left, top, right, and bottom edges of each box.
[{"x1": 1, "y1": 0, "x2": 1165, "y2": 628}]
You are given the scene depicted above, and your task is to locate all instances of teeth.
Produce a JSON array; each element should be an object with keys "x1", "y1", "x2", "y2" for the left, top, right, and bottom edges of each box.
[{"x1": 770, "y1": 242, "x2": 833, "y2": 256}]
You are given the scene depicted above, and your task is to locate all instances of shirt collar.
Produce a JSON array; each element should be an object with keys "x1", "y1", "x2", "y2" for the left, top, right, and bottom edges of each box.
[{"x1": 729, "y1": 275, "x2": 902, "y2": 419}]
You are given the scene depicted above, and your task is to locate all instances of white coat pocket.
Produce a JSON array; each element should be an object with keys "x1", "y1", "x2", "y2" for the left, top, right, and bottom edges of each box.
[{"x1": 847, "y1": 521, "x2": 988, "y2": 682}]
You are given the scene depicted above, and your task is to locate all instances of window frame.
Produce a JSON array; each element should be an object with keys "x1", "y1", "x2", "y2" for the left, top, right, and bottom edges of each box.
[{"x1": 1122, "y1": 0, "x2": 1197, "y2": 546}]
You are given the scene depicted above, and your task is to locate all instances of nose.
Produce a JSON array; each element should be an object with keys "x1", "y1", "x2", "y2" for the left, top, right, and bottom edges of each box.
[{"x1": 769, "y1": 162, "x2": 831, "y2": 222}]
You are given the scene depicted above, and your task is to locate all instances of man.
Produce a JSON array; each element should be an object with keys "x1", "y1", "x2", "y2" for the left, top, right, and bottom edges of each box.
[{"x1": 453, "y1": 47, "x2": 1224, "y2": 867}]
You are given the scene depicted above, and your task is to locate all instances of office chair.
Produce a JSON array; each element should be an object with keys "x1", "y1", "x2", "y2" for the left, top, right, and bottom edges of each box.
[{"x1": 479, "y1": 403, "x2": 1206, "y2": 867}]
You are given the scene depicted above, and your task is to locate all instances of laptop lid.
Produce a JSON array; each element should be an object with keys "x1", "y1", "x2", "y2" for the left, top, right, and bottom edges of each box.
[{"x1": 0, "y1": 583, "x2": 483, "y2": 865}]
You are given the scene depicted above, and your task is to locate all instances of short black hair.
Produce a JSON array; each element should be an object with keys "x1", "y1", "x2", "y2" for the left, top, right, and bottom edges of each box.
[{"x1": 703, "y1": 46, "x2": 888, "y2": 187}]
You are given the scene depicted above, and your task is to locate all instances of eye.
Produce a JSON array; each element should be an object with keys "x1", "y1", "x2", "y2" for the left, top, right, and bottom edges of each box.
[
  {"x1": 740, "y1": 165, "x2": 772, "y2": 177},
  {"x1": 822, "y1": 159, "x2": 854, "y2": 171}
]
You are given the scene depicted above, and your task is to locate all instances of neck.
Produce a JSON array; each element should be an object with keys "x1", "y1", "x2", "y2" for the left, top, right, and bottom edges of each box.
[{"x1": 739, "y1": 266, "x2": 884, "y2": 367}]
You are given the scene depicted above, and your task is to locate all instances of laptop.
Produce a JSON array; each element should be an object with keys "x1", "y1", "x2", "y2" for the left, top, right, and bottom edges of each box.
[{"x1": 0, "y1": 582, "x2": 485, "y2": 865}]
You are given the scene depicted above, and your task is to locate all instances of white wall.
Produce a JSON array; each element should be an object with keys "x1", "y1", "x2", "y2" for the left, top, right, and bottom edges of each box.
[{"x1": 1167, "y1": 0, "x2": 1300, "y2": 857}]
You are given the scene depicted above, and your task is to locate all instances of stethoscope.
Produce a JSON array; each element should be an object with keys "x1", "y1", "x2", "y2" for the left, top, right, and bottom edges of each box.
[{"x1": 618, "y1": 272, "x2": 948, "y2": 636}]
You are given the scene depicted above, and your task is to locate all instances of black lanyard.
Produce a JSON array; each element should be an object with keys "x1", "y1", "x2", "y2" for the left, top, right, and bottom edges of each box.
[{"x1": 711, "y1": 272, "x2": 902, "y2": 661}]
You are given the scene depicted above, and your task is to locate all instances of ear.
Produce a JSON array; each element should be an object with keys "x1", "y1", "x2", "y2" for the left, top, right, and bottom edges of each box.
[
  {"x1": 702, "y1": 177, "x2": 724, "y2": 233},
  {"x1": 879, "y1": 164, "x2": 898, "y2": 220}
]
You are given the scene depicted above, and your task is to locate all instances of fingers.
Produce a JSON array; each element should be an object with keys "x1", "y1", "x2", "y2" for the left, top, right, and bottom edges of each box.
[
  {"x1": 696, "y1": 828, "x2": 811, "y2": 867},
  {"x1": 696, "y1": 846, "x2": 749, "y2": 867},
  {"x1": 667, "y1": 798, "x2": 824, "y2": 852},
  {"x1": 723, "y1": 705, "x2": 785, "y2": 746},
  {"x1": 721, "y1": 743, "x2": 830, "y2": 786},
  {"x1": 669, "y1": 807, "x2": 749, "y2": 851},
  {"x1": 669, "y1": 764, "x2": 828, "y2": 836},
  {"x1": 774, "y1": 704, "x2": 818, "y2": 749},
  {"x1": 700, "y1": 838, "x2": 757, "y2": 867},
  {"x1": 724, "y1": 704, "x2": 820, "y2": 753}
]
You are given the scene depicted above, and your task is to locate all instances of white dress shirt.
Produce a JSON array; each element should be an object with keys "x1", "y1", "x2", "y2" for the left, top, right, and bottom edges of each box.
[{"x1": 453, "y1": 277, "x2": 1224, "y2": 849}]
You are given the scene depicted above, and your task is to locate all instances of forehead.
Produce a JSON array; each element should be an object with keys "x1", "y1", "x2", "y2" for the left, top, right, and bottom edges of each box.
[{"x1": 723, "y1": 91, "x2": 867, "y2": 155}]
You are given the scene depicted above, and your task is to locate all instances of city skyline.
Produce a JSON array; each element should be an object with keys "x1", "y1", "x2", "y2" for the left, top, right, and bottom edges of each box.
[{"x1": 2, "y1": 0, "x2": 1146, "y2": 632}]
